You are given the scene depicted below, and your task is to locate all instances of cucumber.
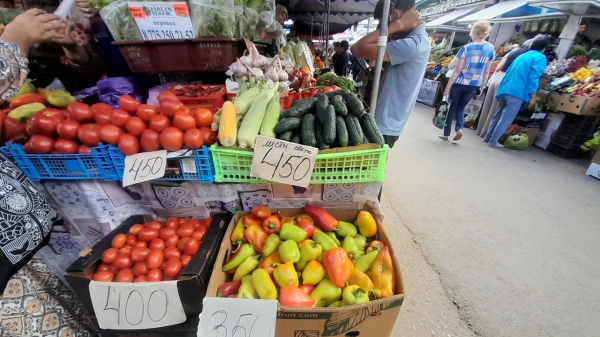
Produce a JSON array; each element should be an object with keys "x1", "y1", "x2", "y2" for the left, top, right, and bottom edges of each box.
[
  {"x1": 282, "y1": 97, "x2": 318, "y2": 118},
  {"x1": 335, "y1": 116, "x2": 349, "y2": 147},
  {"x1": 274, "y1": 117, "x2": 302, "y2": 134},
  {"x1": 330, "y1": 95, "x2": 348, "y2": 116},
  {"x1": 279, "y1": 131, "x2": 294, "y2": 142},
  {"x1": 360, "y1": 113, "x2": 385, "y2": 145},
  {"x1": 291, "y1": 133, "x2": 301, "y2": 144},
  {"x1": 315, "y1": 125, "x2": 330, "y2": 150},
  {"x1": 316, "y1": 95, "x2": 329, "y2": 124},
  {"x1": 301, "y1": 114, "x2": 316, "y2": 147},
  {"x1": 323, "y1": 105, "x2": 336, "y2": 144},
  {"x1": 315, "y1": 89, "x2": 350, "y2": 99},
  {"x1": 342, "y1": 93, "x2": 365, "y2": 116},
  {"x1": 344, "y1": 114, "x2": 364, "y2": 146},
  {"x1": 362, "y1": 133, "x2": 369, "y2": 144}
]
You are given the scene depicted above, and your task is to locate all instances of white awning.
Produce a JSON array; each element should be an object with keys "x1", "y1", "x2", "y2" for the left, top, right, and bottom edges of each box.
[
  {"x1": 458, "y1": 0, "x2": 528, "y2": 23},
  {"x1": 528, "y1": 0, "x2": 600, "y2": 17},
  {"x1": 425, "y1": 7, "x2": 479, "y2": 27}
]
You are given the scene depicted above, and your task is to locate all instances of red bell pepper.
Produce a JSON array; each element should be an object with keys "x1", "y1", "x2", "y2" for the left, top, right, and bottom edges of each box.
[
  {"x1": 279, "y1": 286, "x2": 316, "y2": 307},
  {"x1": 321, "y1": 247, "x2": 352, "y2": 288},
  {"x1": 217, "y1": 281, "x2": 241, "y2": 297},
  {"x1": 296, "y1": 219, "x2": 316, "y2": 238},
  {"x1": 2, "y1": 117, "x2": 27, "y2": 144},
  {"x1": 303, "y1": 205, "x2": 337, "y2": 232},
  {"x1": 299, "y1": 284, "x2": 315, "y2": 296}
]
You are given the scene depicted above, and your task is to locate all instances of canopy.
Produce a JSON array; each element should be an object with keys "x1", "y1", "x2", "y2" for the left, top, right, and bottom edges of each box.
[
  {"x1": 528, "y1": 0, "x2": 600, "y2": 17},
  {"x1": 425, "y1": 7, "x2": 478, "y2": 30},
  {"x1": 458, "y1": 0, "x2": 563, "y2": 23}
]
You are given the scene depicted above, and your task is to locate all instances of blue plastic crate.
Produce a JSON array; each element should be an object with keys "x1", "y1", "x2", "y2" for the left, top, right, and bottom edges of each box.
[
  {"x1": 108, "y1": 145, "x2": 214, "y2": 182},
  {"x1": 4, "y1": 143, "x2": 119, "y2": 181}
]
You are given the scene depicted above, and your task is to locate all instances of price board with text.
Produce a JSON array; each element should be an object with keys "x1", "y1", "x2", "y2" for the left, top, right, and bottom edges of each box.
[
  {"x1": 123, "y1": 150, "x2": 167, "y2": 186},
  {"x1": 199, "y1": 298, "x2": 277, "y2": 337},
  {"x1": 127, "y1": 2, "x2": 195, "y2": 41}
]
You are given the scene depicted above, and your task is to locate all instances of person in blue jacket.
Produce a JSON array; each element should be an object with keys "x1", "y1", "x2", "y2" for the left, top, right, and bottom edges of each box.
[{"x1": 484, "y1": 37, "x2": 549, "y2": 147}]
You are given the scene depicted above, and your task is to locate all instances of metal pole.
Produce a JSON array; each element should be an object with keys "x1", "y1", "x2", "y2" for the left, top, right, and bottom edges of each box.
[
  {"x1": 369, "y1": 0, "x2": 390, "y2": 115},
  {"x1": 324, "y1": 0, "x2": 331, "y2": 68},
  {"x1": 311, "y1": 16, "x2": 314, "y2": 41}
]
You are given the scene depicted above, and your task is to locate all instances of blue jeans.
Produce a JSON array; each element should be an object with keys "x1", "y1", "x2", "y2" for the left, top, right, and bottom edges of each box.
[
  {"x1": 484, "y1": 94, "x2": 525, "y2": 145},
  {"x1": 444, "y1": 84, "x2": 478, "y2": 136}
]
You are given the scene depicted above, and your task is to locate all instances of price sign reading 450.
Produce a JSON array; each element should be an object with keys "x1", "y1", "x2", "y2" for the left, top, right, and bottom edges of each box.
[
  {"x1": 89, "y1": 281, "x2": 186, "y2": 330},
  {"x1": 199, "y1": 298, "x2": 277, "y2": 337},
  {"x1": 250, "y1": 136, "x2": 318, "y2": 188},
  {"x1": 123, "y1": 150, "x2": 167, "y2": 187}
]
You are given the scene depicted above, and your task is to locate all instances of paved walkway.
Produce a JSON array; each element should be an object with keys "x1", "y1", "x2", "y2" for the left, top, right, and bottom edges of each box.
[{"x1": 387, "y1": 104, "x2": 600, "y2": 336}]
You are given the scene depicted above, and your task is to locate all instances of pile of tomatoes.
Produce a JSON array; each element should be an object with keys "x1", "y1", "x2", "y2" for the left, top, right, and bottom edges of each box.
[
  {"x1": 90, "y1": 216, "x2": 212, "y2": 283},
  {"x1": 22, "y1": 92, "x2": 218, "y2": 155}
]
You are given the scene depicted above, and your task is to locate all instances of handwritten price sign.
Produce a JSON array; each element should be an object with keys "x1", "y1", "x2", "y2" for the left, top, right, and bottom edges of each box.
[
  {"x1": 250, "y1": 136, "x2": 317, "y2": 187},
  {"x1": 199, "y1": 298, "x2": 277, "y2": 337},
  {"x1": 123, "y1": 150, "x2": 167, "y2": 187},
  {"x1": 89, "y1": 281, "x2": 185, "y2": 330}
]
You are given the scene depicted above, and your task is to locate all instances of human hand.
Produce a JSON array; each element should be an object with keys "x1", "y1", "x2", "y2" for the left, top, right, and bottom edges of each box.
[
  {"x1": 75, "y1": 0, "x2": 99, "y2": 18},
  {"x1": 1, "y1": 9, "x2": 66, "y2": 51},
  {"x1": 389, "y1": 7, "x2": 421, "y2": 35},
  {"x1": 528, "y1": 99, "x2": 536, "y2": 108},
  {"x1": 52, "y1": 22, "x2": 77, "y2": 48}
]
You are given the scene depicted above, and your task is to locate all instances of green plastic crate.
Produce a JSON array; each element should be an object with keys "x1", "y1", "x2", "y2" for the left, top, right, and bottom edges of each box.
[{"x1": 210, "y1": 144, "x2": 389, "y2": 184}]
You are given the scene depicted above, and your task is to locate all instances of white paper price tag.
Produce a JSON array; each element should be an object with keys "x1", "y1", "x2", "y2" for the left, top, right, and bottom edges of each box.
[
  {"x1": 123, "y1": 150, "x2": 167, "y2": 187},
  {"x1": 199, "y1": 298, "x2": 277, "y2": 337},
  {"x1": 250, "y1": 136, "x2": 318, "y2": 188},
  {"x1": 90, "y1": 281, "x2": 186, "y2": 330},
  {"x1": 127, "y1": 2, "x2": 195, "y2": 41}
]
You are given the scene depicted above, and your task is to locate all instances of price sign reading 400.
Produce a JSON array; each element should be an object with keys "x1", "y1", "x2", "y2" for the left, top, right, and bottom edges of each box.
[
  {"x1": 250, "y1": 136, "x2": 318, "y2": 188},
  {"x1": 199, "y1": 298, "x2": 277, "y2": 337}
]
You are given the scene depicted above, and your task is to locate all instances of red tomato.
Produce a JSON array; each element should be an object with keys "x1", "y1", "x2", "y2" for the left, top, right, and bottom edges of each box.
[
  {"x1": 91, "y1": 103, "x2": 112, "y2": 115},
  {"x1": 111, "y1": 109, "x2": 130, "y2": 129},
  {"x1": 138, "y1": 228, "x2": 159, "y2": 242},
  {"x1": 322, "y1": 87, "x2": 333, "y2": 93},
  {"x1": 159, "y1": 127, "x2": 184, "y2": 151},
  {"x1": 191, "y1": 108, "x2": 212, "y2": 128},
  {"x1": 158, "y1": 91, "x2": 178, "y2": 103},
  {"x1": 164, "y1": 235, "x2": 179, "y2": 248},
  {"x1": 116, "y1": 268, "x2": 134, "y2": 282},
  {"x1": 165, "y1": 217, "x2": 178, "y2": 229},
  {"x1": 191, "y1": 230, "x2": 205, "y2": 242},
  {"x1": 173, "y1": 112, "x2": 196, "y2": 131},
  {"x1": 77, "y1": 123, "x2": 102, "y2": 147},
  {"x1": 159, "y1": 228, "x2": 176, "y2": 240},
  {"x1": 176, "y1": 224, "x2": 194, "y2": 238},
  {"x1": 97, "y1": 264, "x2": 112, "y2": 273},
  {"x1": 184, "y1": 238, "x2": 200, "y2": 256},
  {"x1": 111, "y1": 234, "x2": 127, "y2": 248},
  {"x1": 67, "y1": 102, "x2": 94, "y2": 123},
  {"x1": 93, "y1": 271, "x2": 115, "y2": 282},
  {"x1": 184, "y1": 128, "x2": 204, "y2": 149},
  {"x1": 147, "y1": 269, "x2": 163, "y2": 282},
  {"x1": 177, "y1": 237, "x2": 191, "y2": 253},
  {"x1": 131, "y1": 247, "x2": 151, "y2": 262},
  {"x1": 126, "y1": 234, "x2": 137, "y2": 246},
  {"x1": 163, "y1": 258, "x2": 182, "y2": 277},
  {"x1": 146, "y1": 249, "x2": 164, "y2": 269},
  {"x1": 204, "y1": 217, "x2": 212, "y2": 227},
  {"x1": 133, "y1": 241, "x2": 148, "y2": 249},
  {"x1": 198, "y1": 126, "x2": 217, "y2": 146},
  {"x1": 180, "y1": 254, "x2": 192, "y2": 268},
  {"x1": 118, "y1": 95, "x2": 141, "y2": 114},
  {"x1": 330, "y1": 85, "x2": 340, "y2": 91},
  {"x1": 136, "y1": 104, "x2": 160, "y2": 123},
  {"x1": 112, "y1": 255, "x2": 133, "y2": 270},
  {"x1": 132, "y1": 262, "x2": 149, "y2": 276},
  {"x1": 129, "y1": 224, "x2": 144, "y2": 235},
  {"x1": 178, "y1": 218, "x2": 188, "y2": 225},
  {"x1": 146, "y1": 221, "x2": 162, "y2": 231},
  {"x1": 29, "y1": 135, "x2": 54, "y2": 154},
  {"x1": 118, "y1": 246, "x2": 132, "y2": 256},
  {"x1": 56, "y1": 120, "x2": 80, "y2": 140},
  {"x1": 100, "y1": 124, "x2": 123, "y2": 145},
  {"x1": 118, "y1": 134, "x2": 140, "y2": 156},
  {"x1": 94, "y1": 109, "x2": 112, "y2": 125},
  {"x1": 149, "y1": 115, "x2": 171, "y2": 133},
  {"x1": 126, "y1": 117, "x2": 147, "y2": 137},
  {"x1": 196, "y1": 224, "x2": 207, "y2": 237},
  {"x1": 163, "y1": 246, "x2": 181, "y2": 260},
  {"x1": 101, "y1": 248, "x2": 119, "y2": 264},
  {"x1": 134, "y1": 275, "x2": 147, "y2": 283},
  {"x1": 140, "y1": 129, "x2": 161, "y2": 152},
  {"x1": 54, "y1": 139, "x2": 78, "y2": 154},
  {"x1": 159, "y1": 98, "x2": 186, "y2": 118},
  {"x1": 149, "y1": 238, "x2": 165, "y2": 250},
  {"x1": 188, "y1": 219, "x2": 201, "y2": 228},
  {"x1": 77, "y1": 145, "x2": 91, "y2": 154}
]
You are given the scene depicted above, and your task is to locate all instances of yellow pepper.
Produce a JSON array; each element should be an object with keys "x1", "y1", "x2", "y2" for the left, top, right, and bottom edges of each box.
[
  {"x1": 301, "y1": 260, "x2": 326, "y2": 286},
  {"x1": 45, "y1": 90, "x2": 75, "y2": 108},
  {"x1": 347, "y1": 268, "x2": 374, "y2": 292},
  {"x1": 273, "y1": 262, "x2": 299, "y2": 287},
  {"x1": 340, "y1": 285, "x2": 370, "y2": 306},
  {"x1": 238, "y1": 275, "x2": 258, "y2": 299},
  {"x1": 356, "y1": 211, "x2": 377, "y2": 237},
  {"x1": 370, "y1": 247, "x2": 395, "y2": 299},
  {"x1": 251, "y1": 268, "x2": 277, "y2": 299},
  {"x1": 231, "y1": 218, "x2": 247, "y2": 243}
]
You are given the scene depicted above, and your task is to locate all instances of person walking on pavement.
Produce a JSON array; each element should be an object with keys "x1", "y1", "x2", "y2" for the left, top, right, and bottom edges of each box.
[
  {"x1": 484, "y1": 37, "x2": 549, "y2": 147},
  {"x1": 441, "y1": 20, "x2": 495, "y2": 142}
]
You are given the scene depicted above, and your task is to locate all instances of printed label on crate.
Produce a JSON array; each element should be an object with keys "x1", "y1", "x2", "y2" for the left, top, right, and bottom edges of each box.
[
  {"x1": 123, "y1": 150, "x2": 167, "y2": 186},
  {"x1": 127, "y1": 2, "x2": 195, "y2": 41},
  {"x1": 250, "y1": 136, "x2": 318, "y2": 188},
  {"x1": 89, "y1": 281, "x2": 185, "y2": 330},
  {"x1": 199, "y1": 298, "x2": 277, "y2": 337}
]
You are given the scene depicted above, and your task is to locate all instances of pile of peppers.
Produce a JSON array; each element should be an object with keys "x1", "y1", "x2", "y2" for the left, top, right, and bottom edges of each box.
[{"x1": 217, "y1": 205, "x2": 396, "y2": 307}]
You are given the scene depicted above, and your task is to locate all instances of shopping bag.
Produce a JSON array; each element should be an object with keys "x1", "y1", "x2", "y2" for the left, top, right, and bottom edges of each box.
[
  {"x1": 433, "y1": 100, "x2": 449, "y2": 129},
  {"x1": 504, "y1": 133, "x2": 529, "y2": 150},
  {"x1": 463, "y1": 113, "x2": 477, "y2": 128}
]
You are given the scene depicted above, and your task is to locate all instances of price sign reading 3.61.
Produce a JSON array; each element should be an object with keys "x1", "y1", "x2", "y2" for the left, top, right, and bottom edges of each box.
[
  {"x1": 250, "y1": 136, "x2": 318, "y2": 187},
  {"x1": 123, "y1": 150, "x2": 167, "y2": 187}
]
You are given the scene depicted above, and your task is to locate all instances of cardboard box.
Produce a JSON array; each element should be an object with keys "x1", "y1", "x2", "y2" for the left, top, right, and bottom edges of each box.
[
  {"x1": 534, "y1": 112, "x2": 566, "y2": 150},
  {"x1": 523, "y1": 128, "x2": 540, "y2": 147},
  {"x1": 586, "y1": 162, "x2": 600, "y2": 180},
  {"x1": 556, "y1": 94, "x2": 600, "y2": 116},
  {"x1": 592, "y1": 151, "x2": 600, "y2": 164},
  {"x1": 65, "y1": 212, "x2": 231, "y2": 336},
  {"x1": 206, "y1": 208, "x2": 405, "y2": 337}
]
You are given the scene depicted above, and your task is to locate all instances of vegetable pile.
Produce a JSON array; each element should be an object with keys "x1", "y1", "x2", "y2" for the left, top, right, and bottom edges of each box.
[
  {"x1": 88, "y1": 217, "x2": 212, "y2": 282},
  {"x1": 217, "y1": 205, "x2": 396, "y2": 307},
  {"x1": 274, "y1": 90, "x2": 385, "y2": 149},
  {"x1": 545, "y1": 59, "x2": 573, "y2": 77}
]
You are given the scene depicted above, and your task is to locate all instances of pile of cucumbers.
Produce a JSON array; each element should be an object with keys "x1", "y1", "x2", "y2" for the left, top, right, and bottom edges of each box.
[{"x1": 273, "y1": 90, "x2": 384, "y2": 150}]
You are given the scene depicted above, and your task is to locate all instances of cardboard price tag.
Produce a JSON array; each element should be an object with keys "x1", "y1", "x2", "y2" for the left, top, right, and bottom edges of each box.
[
  {"x1": 199, "y1": 298, "x2": 277, "y2": 337},
  {"x1": 127, "y1": 2, "x2": 195, "y2": 40},
  {"x1": 89, "y1": 281, "x2": 186, "y2": 330},
  {"x1": 123, "y1": 150, "x2": 167, "y2": 187},
  {"x1": 250, "y1": 136, "x2": 317, "y2": 187}
]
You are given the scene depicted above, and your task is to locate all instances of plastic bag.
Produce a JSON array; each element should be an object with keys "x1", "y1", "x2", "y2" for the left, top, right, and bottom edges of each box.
[
  {"x1": 257, "y1": 0, "x2": 275, "y2": 32},
  {"x1": 235, "y1": 6, "x2": 259, "y2": 39},
  {"x1": 189, "y1": 0, "x2": 235, "y2": 38},
  {"x1": 97, "y1": 77, "x2": 142, "y2": 108},
  {"x1": 523, "y1": 21, "x2": 532, "y2": 33},
  {"x1": 531, "y1": 20, "x2": 539, "y2": 32},
  {"x1": 539, "y1": 20, "x2": 550, "y2": 33},
  {"x1": 100, "y1": 1, "x2": 142, "y2": 41},
  {"x1": 549, "y1": 20, "x2": 559, "y2": 34},
  {"x1": 55, "y1": 0, "x2": 91, "y2": 32},
  {"x1": 463, "y1": 113, "x2": 477, "y2": 128},
  {"x1": 433, "y1": 101, "x2": 449, "y2": 130},
  {"x1": 504, "y1": 133, "x2": 529, "y2": 150}
]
